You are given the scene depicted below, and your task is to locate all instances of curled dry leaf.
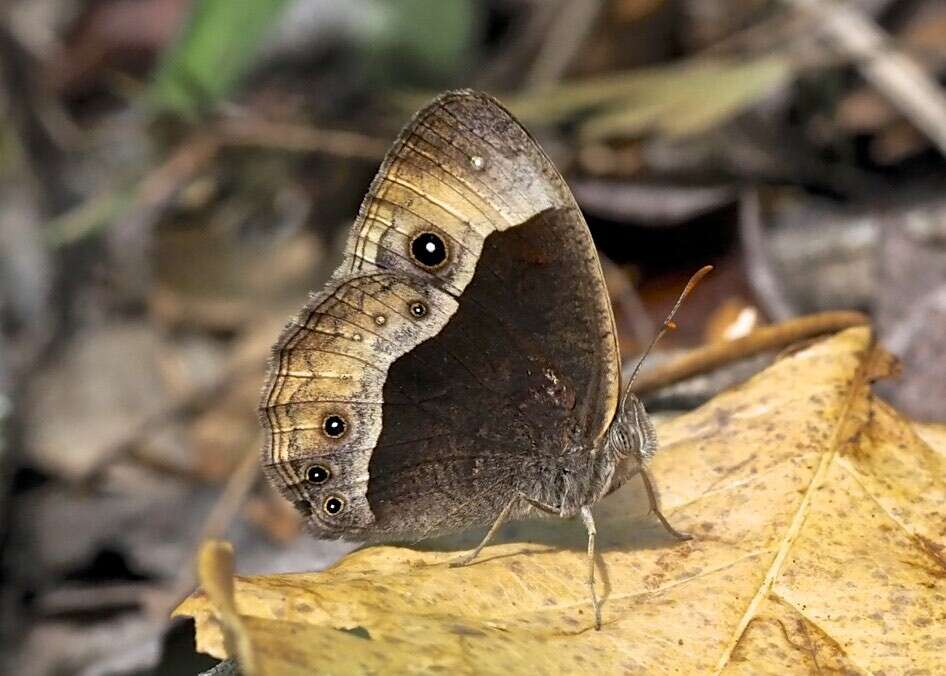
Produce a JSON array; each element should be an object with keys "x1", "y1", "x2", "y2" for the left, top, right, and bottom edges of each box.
[
  {"x1": 175, "y1": 327, "x2": 946, "y2": 674},
  {"x1": 196, "y1": 541, "x2": 258, "y2": 675}
]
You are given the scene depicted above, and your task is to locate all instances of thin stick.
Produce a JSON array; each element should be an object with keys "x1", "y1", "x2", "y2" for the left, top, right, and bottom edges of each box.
[
  {"x1": 149, "y1": 448, "x2": 261, "y2": 619},
  {"x1": 525, "y1": 0, "x2": 603, "y2": 90},
  {"x1": 195, "y1": 448, "x2": 262, "y2": 545},
  {"x1": 217, "y1": 118, "x2": 388, "y2": 160},
  {"x1": 739, "y1": 189, "x2": 796, "y2": 322},
  {"x1": 629, "y1": 311, "x2": 869, "y2": 396},
  {"x1": 600, "y1": 256, "x2": 655, "y2": 347}
]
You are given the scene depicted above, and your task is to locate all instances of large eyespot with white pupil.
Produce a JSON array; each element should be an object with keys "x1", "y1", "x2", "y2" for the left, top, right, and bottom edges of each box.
[
  {"x1": 409, "y1": 301, "x2": 427, "y2": 318},
  {"x1": 322, "y1": 414, "x2": 346, "y2": 438},
  {"x1": 409, "y1": 231, "x2": 448, "y2": 269},
  {"x1": 323, "y1": 496, "x2": 344, "y2": 515},
  {"x1": 305, "y1": 464, "x2": 330, "y2": 484}
]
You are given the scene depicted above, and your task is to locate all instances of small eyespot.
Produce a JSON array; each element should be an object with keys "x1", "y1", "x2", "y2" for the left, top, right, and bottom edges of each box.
[
  {"x1": 351, "y1": 333, "x2": 363, "y2": 342},
  {"x1": 410, "y1": 232, "x2": 448, "y2": 268},
  {"x1": 470, "y1": 155, "x2": 486, "y2": 171},
  {"x1": 409, "y1": 301, "x2": 427, "y2": 318},
  {"x1": 324, "y1": 496, "x2": 344, "y2": 515},
  {"x1": 323, "y1": 414, "x2": 346, "y2": 438},
  {"x1": 305, "y1": 464, "x2": 330, "y2": 484},
  {"x1": 374, "y1": 314, "x2": 386, "y2": 326}
]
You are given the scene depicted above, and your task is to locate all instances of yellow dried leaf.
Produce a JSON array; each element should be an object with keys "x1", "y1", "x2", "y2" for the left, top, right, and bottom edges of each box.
[
  {"x1": 914, "y1": 421, "x2": 946, "y2": 458},
  {"x1": 195, "y1": 540, "x2": 259, "y2": 674},
  {"x1": 175, "y1": 327, "x2": 946, "y2": 674}
]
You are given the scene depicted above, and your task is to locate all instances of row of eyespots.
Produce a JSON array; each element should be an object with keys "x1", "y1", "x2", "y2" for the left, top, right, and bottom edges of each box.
[
  {"x1": 306, "y1": 414, "x2": 345, "y2": 515},
  {"x1": 304, "y1": 463, "x2": 343, "y2": 515},
  {"x1": 305, "y1": 256, "x2": 439, "y2": 518}
]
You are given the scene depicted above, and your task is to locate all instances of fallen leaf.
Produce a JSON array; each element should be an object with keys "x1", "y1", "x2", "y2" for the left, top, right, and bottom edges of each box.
[
  {"x1": 175, "y1": 327, "x2": 946, "y2": 674},
  {"x1": 914, "y1": 422, "x2": 946, "y2": 457},
  {"x1": 23, "y1": 321, "x2": 214, "y2": 481},
  {"x1": 196, "y1": 541, "x2": 258, "y2": 675}
]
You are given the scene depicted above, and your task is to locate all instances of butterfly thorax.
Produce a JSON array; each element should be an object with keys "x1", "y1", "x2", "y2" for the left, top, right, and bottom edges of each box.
[
  {"x1": 511, "y1": 444, "x2": 609, "y2": 519},
  {"x1": 515, "y1": 395, "x2": 656, "y2": 519}
]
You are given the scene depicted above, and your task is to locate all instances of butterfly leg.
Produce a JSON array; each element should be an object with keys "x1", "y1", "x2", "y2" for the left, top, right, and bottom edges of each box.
[
  {"x1": 449, "y1": 496, "x2": 518, "y2": 568},
  {"x1": 579, "y1": 506, "x2": 602, "y2": 630},
  {"x1": 639, "y1": 466, "x2": 692, "y2": 541}
]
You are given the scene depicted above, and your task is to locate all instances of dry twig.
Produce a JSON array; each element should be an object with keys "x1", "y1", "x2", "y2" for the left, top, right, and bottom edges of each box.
[
  {"x1": 630, "y1": 311, "x2": 869, "y2": 395},
  {"x1": 739, "y1": 189, "x2": 796, "y2": 322},
  {"x1": 148, "y1": 447, "x2": 261, "y2": 620},
  {"x1": 525, "y1": 0, "x2": 603, "y2": 90},
  {"x1": 217, "y1": 117, "x2": 388, "y2": 160}
]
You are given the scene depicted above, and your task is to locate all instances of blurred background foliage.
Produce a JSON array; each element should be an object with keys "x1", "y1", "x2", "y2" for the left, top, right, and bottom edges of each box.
[
  {"x1": 1, "y1": 0, "x2": 946, "y2": 673},
  {"x1": 150, "y1": 0, "x2": 295, "y2": 118}
]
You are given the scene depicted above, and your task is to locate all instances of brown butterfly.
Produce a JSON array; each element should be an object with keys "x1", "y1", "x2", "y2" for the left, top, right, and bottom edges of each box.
[{"x1": 259, "y1": 90, "x2": 699, "y2": 628}]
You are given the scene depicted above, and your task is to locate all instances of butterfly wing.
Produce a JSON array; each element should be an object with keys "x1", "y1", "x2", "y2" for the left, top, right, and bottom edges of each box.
[
  {"x1": 343, "y1": 90, "x2": 577, "y2": 293},
  {"x1": 260, "y1": 91, "x2": 620, "y2": 540}
]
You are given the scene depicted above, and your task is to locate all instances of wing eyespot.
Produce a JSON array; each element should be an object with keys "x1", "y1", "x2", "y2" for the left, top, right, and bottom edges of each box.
[
  {"x1": 305, "y1": 464, "x2": 330, "y2": 484},
  {"x1": 323, "y1": 496, "x2": 344, "y2": 515},
  {"x1": 409, "y1": 301, "x2": 428, "y2": 318},
  {"x1": 322, "y1": 414, "x2": 347, "y2": 438},
  {"x1": 409, "y1": 231, "x2": 448, "y2": 269}
]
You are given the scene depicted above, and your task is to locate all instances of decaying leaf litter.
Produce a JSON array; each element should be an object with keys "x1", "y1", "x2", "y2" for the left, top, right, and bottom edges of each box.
[
  {"x1": 4, "y1": 1, "x2": 946, "y2": 673},
  {"x1": 177, "y1": 327, "x2": 946, "y2": 674}
]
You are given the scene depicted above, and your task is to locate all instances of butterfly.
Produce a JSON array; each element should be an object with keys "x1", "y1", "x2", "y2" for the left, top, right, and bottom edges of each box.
[{"x1": 259, "y1": 90, "x2": 700, "y2": 628}]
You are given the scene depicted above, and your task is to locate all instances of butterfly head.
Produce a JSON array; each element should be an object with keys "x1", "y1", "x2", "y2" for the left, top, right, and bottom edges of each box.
[
  {"x1": 604, "y1": 264, "x2": 713, "y2": 465},
  {"x1": 599, "y1": 263, "x2": 714, "y2": 485},
  {"x1": 605, "y1": 392, "x2": 657, "y2": 464}
]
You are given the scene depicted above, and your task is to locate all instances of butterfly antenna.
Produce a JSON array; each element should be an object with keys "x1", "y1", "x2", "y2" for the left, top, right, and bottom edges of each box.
[{"x1": 622, "y1": 265, "x2": 713, "y2": 402}]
